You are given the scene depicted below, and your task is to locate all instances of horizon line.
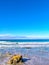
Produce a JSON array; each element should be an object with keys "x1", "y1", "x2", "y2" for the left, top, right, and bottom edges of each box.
[{"x1": 0, "y1": 34, "x2": 49, "y2": 39}]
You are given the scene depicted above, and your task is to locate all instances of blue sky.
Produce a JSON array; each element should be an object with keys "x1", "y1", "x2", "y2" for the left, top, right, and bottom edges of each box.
[{"x1": 0, "y1": 0, "x2": 49, "y2": 38}]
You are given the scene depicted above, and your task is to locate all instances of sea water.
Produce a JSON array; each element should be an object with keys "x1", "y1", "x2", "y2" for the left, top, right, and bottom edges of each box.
[
  {"x1": 0, "y1": 39, "x2": 49, "y2": 42},
  {"x1": 0, "y1": 39, "x2": 49, "y2": 57},
  {"x1": 0, "y1": 39, "x2": 49, "y2": 65}
]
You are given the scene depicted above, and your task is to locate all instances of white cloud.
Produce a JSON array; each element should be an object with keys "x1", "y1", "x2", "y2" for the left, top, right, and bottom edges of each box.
[
  {"x1": 0, "y1": 33, "x2": 49, "y2": 39},
  {"x1": 26, "y1": 34, "x2": 49, "y2": 39}
]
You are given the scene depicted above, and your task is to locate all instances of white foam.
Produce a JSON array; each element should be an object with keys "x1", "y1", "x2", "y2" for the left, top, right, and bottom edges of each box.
[
  {"x1": 0, "y1": 41, "x2": 49, "y2": 48},
  {"x1": 18, "y1": 42, "x2": 49, "y2": 44},
  {"x1": 0, "y1": 41, "x2": 16, "y2": 44}
]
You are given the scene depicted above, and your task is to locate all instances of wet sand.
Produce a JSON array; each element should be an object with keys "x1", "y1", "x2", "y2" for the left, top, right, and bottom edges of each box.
[{"x1": 0, "y1": 47, "x2": 49, "y2": 65}]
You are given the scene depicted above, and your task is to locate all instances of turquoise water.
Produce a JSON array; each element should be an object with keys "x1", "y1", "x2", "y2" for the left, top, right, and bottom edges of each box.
[
  {"x1": 0, "y1": 39, "x2": 49, "y2": 59},
  {"x1": 0, "y1": 40, "x2": 49, "y2": 65},
  {"x1": 0, "y1": 39, "x2": 49, "y2": 42},
  {"x1": 0, "y1": 39, "x2": 49, "y2": 55}
]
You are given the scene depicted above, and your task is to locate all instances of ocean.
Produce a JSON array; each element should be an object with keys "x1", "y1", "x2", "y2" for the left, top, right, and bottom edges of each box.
[
  {"x1": 0, "y1": 39, "x2": 49, "y2": 42},
  {"x1": 0, "y1": 39, "x2": 49, "y2": 47},
  {"x1": 0, "y1": 39, "x2": 49, "y2": 65}
]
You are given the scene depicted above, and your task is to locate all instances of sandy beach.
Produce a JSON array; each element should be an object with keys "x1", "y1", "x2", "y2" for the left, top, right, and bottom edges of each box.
[
  {"x1": 0, "y1": 0, "x2": 49, "y2": 64},
  {"x1": 0, "y1": 47, "x2": 49, "y2": 65}
]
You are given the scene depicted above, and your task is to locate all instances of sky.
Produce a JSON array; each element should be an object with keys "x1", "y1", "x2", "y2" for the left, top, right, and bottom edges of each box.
[{"x1": 0, "y1": 0, "x2": 49, "y2": 38}]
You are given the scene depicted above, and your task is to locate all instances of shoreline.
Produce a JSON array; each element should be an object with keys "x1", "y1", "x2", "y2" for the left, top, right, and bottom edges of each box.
[
  {"x1": 0, "y1": 42, "x2": 49, "y2": 48},
  {"x1": 0, "y1": 47, "x2": 49, "y2": 65}
]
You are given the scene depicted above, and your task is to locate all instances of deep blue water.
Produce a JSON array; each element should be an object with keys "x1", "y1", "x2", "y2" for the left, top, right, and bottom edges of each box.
[{"x1": 0, "y1": 39, "x2": 49, "y2": 42}]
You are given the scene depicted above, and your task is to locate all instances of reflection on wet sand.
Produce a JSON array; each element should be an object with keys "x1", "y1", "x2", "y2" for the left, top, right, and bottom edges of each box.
[{"x1": 0, "y1": 47, "x2": 49, "y2": 65}]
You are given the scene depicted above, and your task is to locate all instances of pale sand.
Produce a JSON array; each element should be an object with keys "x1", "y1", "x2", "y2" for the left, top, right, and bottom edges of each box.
[{"x1": 0, "y1": 47, "x2": 49, "y2": 65}]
